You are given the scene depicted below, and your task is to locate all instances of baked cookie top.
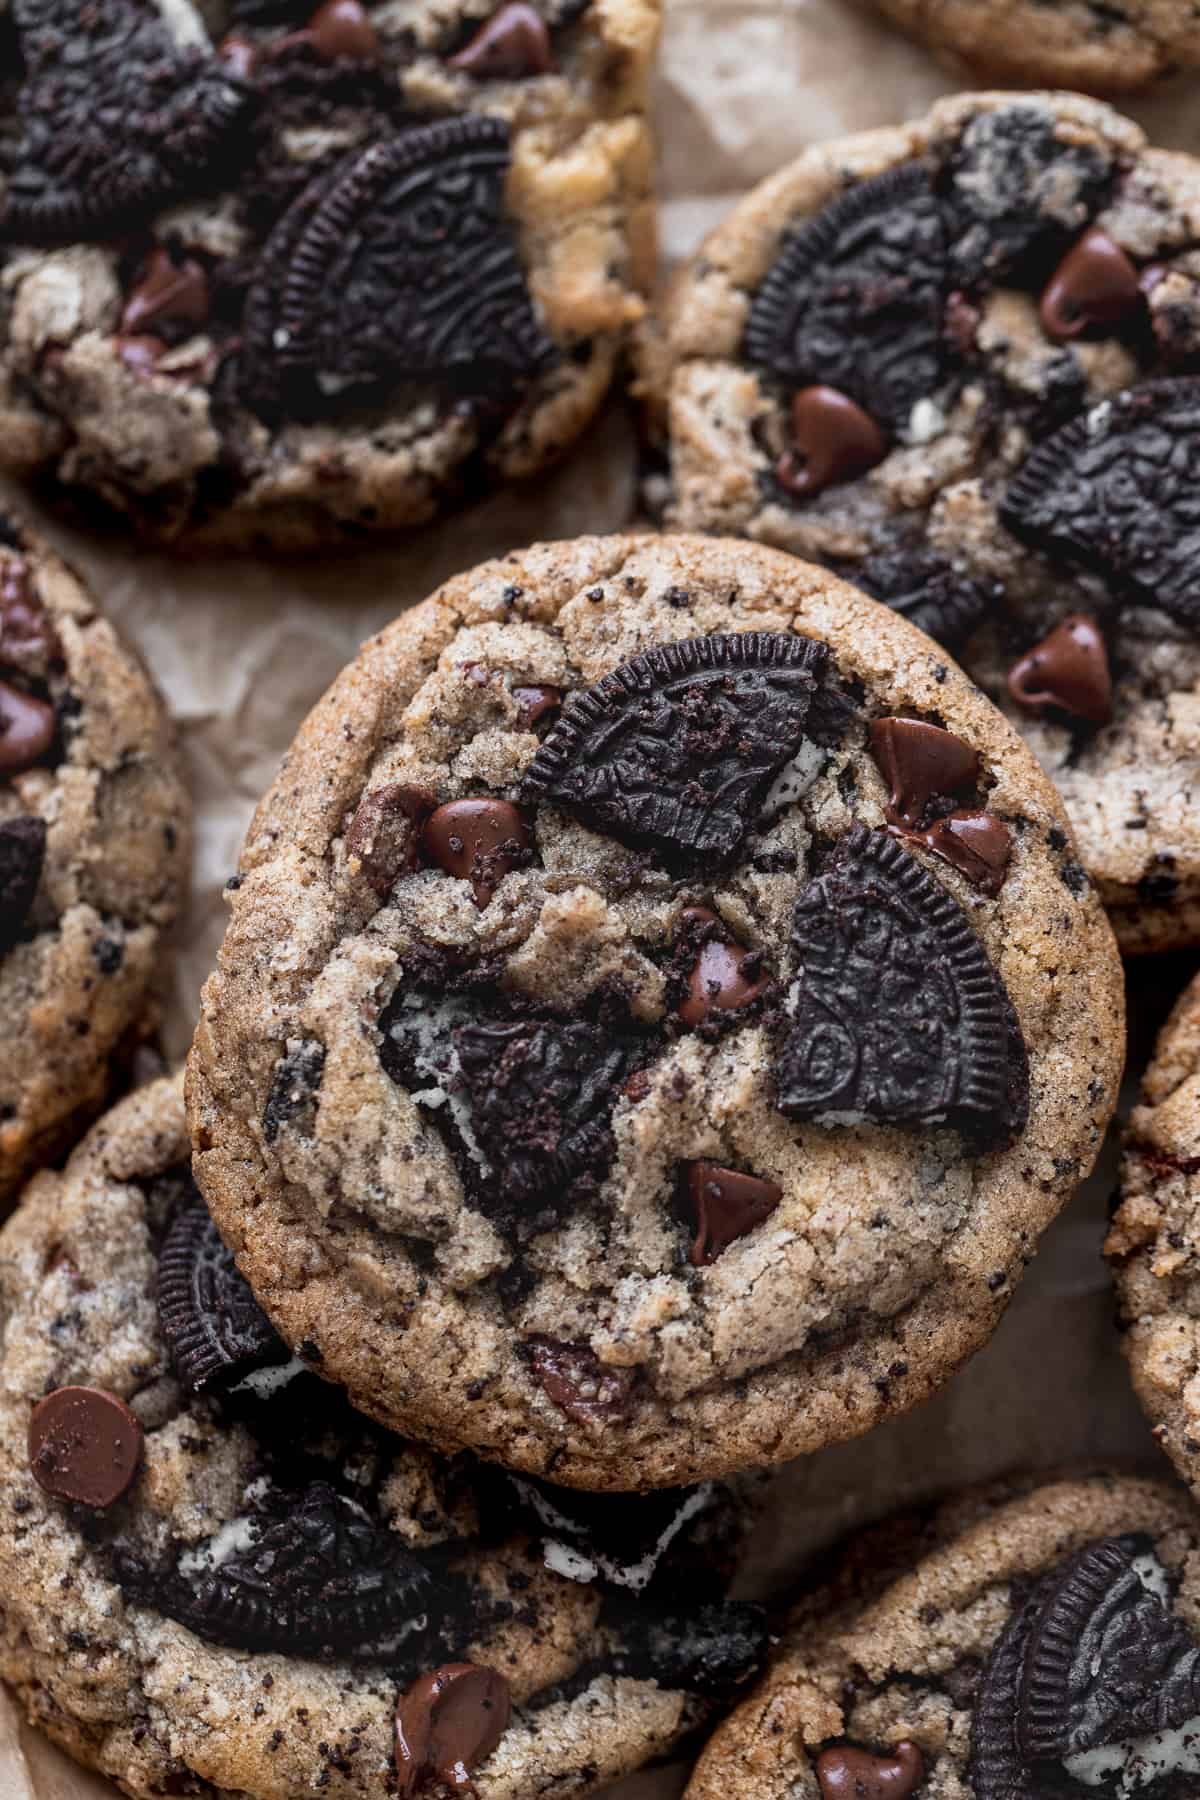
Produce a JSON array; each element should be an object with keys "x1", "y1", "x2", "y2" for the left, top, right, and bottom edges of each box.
[
  {"x1": 0, "y1": 0, "x2": 657, "y2": 550},
  {"x1": 685, "y1": 1470, "x2": 1200, "y2": 1800},
  {"x1": 1108, "y1": 967, "x2": 1200, "y2": 1501},
  {"x1": 187, "y1": 532, "x2": 1122, "y2": 1490},
  {"x1": 650, "y1": 90, "x2": 1200, "y2": 953},
  {"x1": 0, "y1": 1071, "x2": 764, "y2": 1800},
  {"x1": 0, "y1": 506, "x2": 188, "y2": 1207}
]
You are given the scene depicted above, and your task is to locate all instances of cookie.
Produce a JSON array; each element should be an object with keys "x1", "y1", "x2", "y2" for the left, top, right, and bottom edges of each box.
[
  {"x1": 0, "y1": 0, "x2": 657, "y2": 552},
  {"x1": 186, "y1": 531, "x2": 1121, "y2": 1490},
  {"x1": 0, "y1": 507, "x2": 188, "y2": 1208},
  {"x1": 649, "y1": 91, "x2": 1200, "y2": 953},
  {"x1": 685, "y1": 1470, "x2": 1200, "y2": 1800},
  {"x1": 0, "y1": 1071, "x2": 766, "y2": 1800}
]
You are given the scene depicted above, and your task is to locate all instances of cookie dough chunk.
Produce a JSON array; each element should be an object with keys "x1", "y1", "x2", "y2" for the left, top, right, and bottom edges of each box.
[
  {"x1": 1107, "y1": 967, "x2": 1200, "y2": 1501},
  {"x1": 0, "y1": 0, "x2": 657, "y2": 551},
  {"x1": 0, "y1": 1072, "x2": 765, "y2": 1800},
  {"x1": 0, "y1": 507, "x2": 188, "y2": 1207},
  {"x1": 650, "y1": 91, "x2": 1200, "y2": 953},
  {"x1": 686, "y1": 1471, "x2": 1200, "y2": 1800},
  {"x1": 186, "y1": 531, "x2": 1122, "y2": 1490},
  {"x1": 864, "y1": 0, "x2": 1200, "y2": 93}
]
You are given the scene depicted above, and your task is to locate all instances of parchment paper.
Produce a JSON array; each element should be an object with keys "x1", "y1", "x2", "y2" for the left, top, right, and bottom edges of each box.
[{"x1": 6, "y1": 2, "x2": 1200, "y2": 1789}]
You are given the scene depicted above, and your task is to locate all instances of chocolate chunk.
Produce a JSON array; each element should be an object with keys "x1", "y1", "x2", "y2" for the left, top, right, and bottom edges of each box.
[
  {"x1": 524, "y1": 632, "x2": 845, "y2": 870},
  {"x1": 0, "y1": 558, "x2": 60, "y2": 677},
  {"x1": 847, "y1": 540, "x2": 992, "y2": 650},
  {"x1": 678, "y1": 913, "x2": 769, "y2": 1028},
  {"x1": 421, "y1": 798, "x2": 531, "y2": 907},
  {"x1": 3, "y1": 0, "x2": 252, "y2": 243},
  {"x1": 28, "y1": 1386, "x2": 143, "y2": 1509},
  {"x1": 513, "y1": 684, "x2": 561, "y2": 728},
  {"x1": 449, "y1": 3, "x2": 555, "y2": 78},
  {"x1": 869, "y1": 717, "x2": 979, "y2": 828},
  {"x1": 743, "y1": 163, "x2": 947, "y2": 431},
  {"x1": 278, "y1": 0, "x2": 381, "y2": 59},
  {"x1": 1039, "y1": 228, "x2": 1143, "y2": 341},
  {"x1": 0, "y1": 681, "x2": 55, "y2": 773},
  {"x1": 815, "y1": 1743, "x2": 925, "y2": 1800},
  {"x1": 969, "y1": 1586, "x2": 1041, "y2": 1800},
  {"x1": 610, "y1": 1598, "x2": 768, "y2": 1698},
  {"x1": 1001, "y1": 380, "x2": 1200, "y2": 631},
  {"x1": 240, "y1": 119, "x2": 556, "y2": 415},
  {"x1": 776, "y1": 387, "x2": 888, "y2": 500},
  {"x1": 1019, "y1": 1536, "x2": 1200, "y2": 1761},
  {"x1": 395, "y1": 1664, "x2": 511, "y2": 1797},
  {"x1": 905, "y1": 810, "x2": 1012, "y2": 898},
  {"x1": 158, "y1": 1202, "x2": 290, "y2": 1395},
  {"x1": 345, "y1": 783, "x2": 435, "y2": 897},
  {"x1": 0, "y1": 815, "x2": 46, "y2": 950},
  {"x1": 775, "y1": 826, "x2": 1027, "y2": 1144},
  {"x1": 262, "y1": 1039, "x2": 326, "y2": 1144},
  {"x1": 120, "y1": 248, "x2": 210, "y2": 341},
  {"x1": 681, "y1": 1161, "x2": 782, "y2": 1264},
  {"x1": 1007, "y1": 615, "x2": 1112, "y2": 726},
  {"x1": 528, "y1": 1338, "x2": 635, "y2": 1425}
]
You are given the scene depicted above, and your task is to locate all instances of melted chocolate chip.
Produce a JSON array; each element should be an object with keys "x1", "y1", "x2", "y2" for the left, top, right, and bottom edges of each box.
[
  {"x1": 678, "y1": 927, "x2": 769, "y2": 1027},
  {"x1": 681, "y1": 1161, "x2": 782, "y2": 1264},
  {"x1": 815, "y1": 1743, "x2": 925, "y2": 1800},
  {"x1": 869, "y1": 717, "x2": 979, "y2": 828},
  {"x1": 449, "y1": 3, "x2": 555, "y2": 78},
  {"x1": 28, "y1": 1386, "x2": 143, "y2": 1509},
  {"x1": 527, "y1": 1338, "x2": 635, "y2": 1425},
  {"x1": 513, "y1": 684, "x2": 561, "y2": 728},
  {"x1": 776, "y1": 386, "x2": 888, "y2": 500},
  {"x1": 158, "y1": 1202, "x2": 290, "y2": 1394},
  {"x1": 1039, "y1": 228, "x2": 1142, "y2": 342},
  {"x1": 345, "y1": 783, "x2": 436, "y2": 897},
  {"x1": 0, "y1": 681, "x2": 55, "y2": 774},
  {"x1": 1007, "y1": 615, "x2": 1112, "y2": 726},
  {"x1": 0, "y1": 814, "x2": 46, "y2": 949},
  {"x1": 278, "y1": 0, "x2": 381, "y2": 60},
  {"x1": 421, "y1": 798, "x2": 531, "y2": 907},
  {"x1": 905, "y1": 810, "x2": 1012, "y2": 898},
  {"x1": 395, "y1": 1664, "x2": 511, "y2": 1797},
  {"x1": 120, "y1": 248, "x2": 210, "y2": 340}
]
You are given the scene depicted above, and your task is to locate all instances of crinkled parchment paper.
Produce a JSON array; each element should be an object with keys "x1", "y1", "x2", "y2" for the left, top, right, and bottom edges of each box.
[{"x1": 8, "y1": 0, "x2": 1200, "y2": 1789}]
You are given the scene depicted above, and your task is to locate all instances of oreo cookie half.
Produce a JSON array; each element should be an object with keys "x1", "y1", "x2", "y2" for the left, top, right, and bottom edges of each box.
[{"x1": 157, "y1": 1202, "x2": 293, "y2": 1396}]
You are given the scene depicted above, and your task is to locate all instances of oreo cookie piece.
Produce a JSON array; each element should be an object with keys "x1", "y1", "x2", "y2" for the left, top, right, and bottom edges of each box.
[
  {"x1": 3, "y1": 0, "x2": 252, "y2": 243},
  {"x1": 969, "y1": 1592, "x2": 1044, "y2": 1800},
  {"x1": 743, "y1": 164, "x2": 948, "y2": 432},
  {"x1": 0, "y1": 814, "x2": 45, "y2": 951},
  {"x1": 157, "y1": 1201, "x2": 292, "y2": 1396},
  {"x1": 775, "y1": 826, "x2": 1027, "y2": 1144},
  {"x1": 524, "y1": 632, "x2": 847, "y2": 870},
  {"x1": 239, "y1": 117, "x2": 556, "y2": 416},
  {"x1": 508, "y1": 1474, "x2": 715, "y2": 1591},
  {"x1": 843, "y1": 540, "x2": 994, "y2": 649},
  {"x1": 1001, "y1": 381, "x2": 1200, "y2": 632},
  {"x1": 610, "y1": 1598, "x2": 768, "y2": 1700},
  {"x1": 118, "y1": 1478, "x2": 467, "y2": 1661}
]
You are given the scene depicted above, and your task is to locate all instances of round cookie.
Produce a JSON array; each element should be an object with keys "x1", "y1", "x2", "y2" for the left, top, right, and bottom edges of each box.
[
  {"x1": 1108, "y1": 967, "x2": 1200, "y2": 1499},
  {"x1": 0, "y1": 1071, "x2": 765, "y2": 1800},
  {"x1": 0, "y1": 0, "x2": 657, "y2": 552},
  {"x1": 685, "y1": 1470, "x2": 1200, "y2": 1800},
  {"x1": 649, "y1": 90, "x2": 1200, "y2": 953},
  {"x1": 863, "y1": 0, "x2": 1200, "y2": 94},
  {"x1": 0, "y1": 506, "x2": 189, "y2": 1208},
  {"x1": 187, "y1": 531, "x2": 1122, "y2": 1490}
]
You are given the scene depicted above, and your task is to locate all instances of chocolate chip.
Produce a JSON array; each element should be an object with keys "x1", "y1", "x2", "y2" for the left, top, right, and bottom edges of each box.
[
  {"x1": 1007, "y1": 614, "x2": 1112, "y2": 725},
  {"x1": 277, "y1": 0, "x2": 381, "y2": 60},
  {"x1": 1001, "y1": 379, "x2": 1200, "y2": 630},
  {"x1": 512, "y1": 684, "x2": 561, "y2": 728},
  {"x1": 776, "y1": 386, "x2": 887, "y2": 500},
  {"x1": 0, "y1": 815, "x2": 46, "y2": 950},
  {"x1": 1039, "y1": 228, "x2": 1143, "y2": 341},
  {"x1": 239, "y1": 119, "x2": 556, "y2": 417},
  {"x1": 815, "y1": 1742, "x2": 925, "y2": 1800},
  {"x1": 2, "y1": 0, "x2": 252, "y2": 243},
  {"x1": 0, "y1": 681, "x2": 56, "y2": 774},
  {"x1": 524, "y1": 632, "x2": 848, "y2": 870},
  {"x1": 868, "y1": 717, "x2": 979, "y2": 828},
  {"x1": 678, "y1": 926, "x2": 769, "y2": 1028},
  {"x1": 775, "y1": 826, "x2": 1027, "y2": 1144},
  {"x1": 345, "y1": 783, "x2": 435, "y2": 897},
  {"x1": 28, "y1": 1386, "x2": 143, "y2": 1509},
  {"x1": 904, "y1": 810, "x2": 1012, "y2": 898},
  {"x1": 681, "y1": 1161, "x2": 782, "y2": 1264},
  {"x1": 395, "y1": 1664, "x2": 511, "y2": 1798},
  {"x1": 845, "y1": 539, "x2": 992, "y2": 651},
  {"x1": 449, "y1": 3, "x2": 555, "y2": 78},
  {"x1": 528, "y1": 1338, "x2": 635, "y2": 1425},
  {"x1": 421, "y1": 798, "x2": 531, "y2": 907},
  {"x1": 120, "y1": 248, "x2": 210, "y2": 341},
  {"x1": 744, "y1": 163, "x2": 947, "y2": 431},
  {"x1": 158, "y1": 1202, "x2": 290, "y2": 1394}
]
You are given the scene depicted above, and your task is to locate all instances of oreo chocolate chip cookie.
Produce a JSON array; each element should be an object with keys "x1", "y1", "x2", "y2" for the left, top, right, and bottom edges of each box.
[
  {"x1": 0, "y1": 0, "x2": 657, "y2": 550},
  {"x1": 652, "y1": 92, "x2": 1200, "y2": 951},
  {"x1": 0, "y1": 509, "x2": 189, "y2": 1210},
  {"x1": 186, "y1": 531, "x2": 1120, "y2": 1490},
  {"x1": 0, "y1": 1074, "x2": 764, "y2": 1800}
]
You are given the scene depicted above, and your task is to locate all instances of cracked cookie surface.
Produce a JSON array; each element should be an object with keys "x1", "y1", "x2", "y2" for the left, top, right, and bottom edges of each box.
[
  {"x1": 0, "y1": 507, "x2": 188, "y2": 1208},
  {"x1": 187, "y1": 532, "x2": 1121, "y2": 1490},
  {"x1": 0, "y1": 0, "x2": 657, "y2": 551},
  {"x1": 649, "y1": 92, "x2": 1200, "y2": 953},
  {"x1": 0, "y1": 1073, "x2": 764, "y2": 1800}
]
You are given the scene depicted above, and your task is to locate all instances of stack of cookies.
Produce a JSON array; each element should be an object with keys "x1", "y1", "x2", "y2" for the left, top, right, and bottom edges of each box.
[{"x1": 2, "y1": 6, "x2": 1200, "y2": 1800}]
